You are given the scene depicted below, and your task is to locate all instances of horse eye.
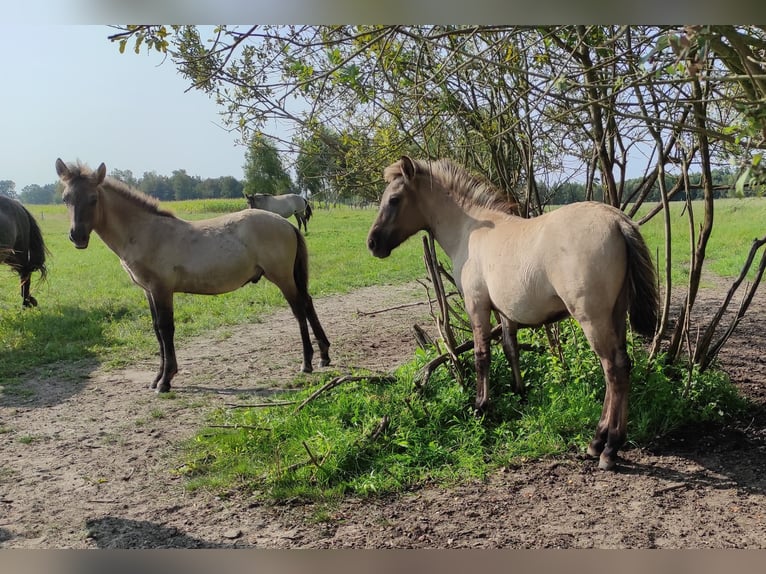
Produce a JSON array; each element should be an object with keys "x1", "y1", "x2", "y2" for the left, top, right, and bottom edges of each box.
[
  {"x1": 388, "y1": 195, "x2": 401, "y2": 207},
  {"x1": 88, "y1": 196, "x2": 98, "y2": 206}
]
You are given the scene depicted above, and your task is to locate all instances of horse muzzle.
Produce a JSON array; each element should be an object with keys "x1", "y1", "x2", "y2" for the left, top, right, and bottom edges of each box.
[
  {"x1": 367, "y1": 231, "x2": 391, "y2": 258},
  {"x1": 69, "y1": 229, "x2": 90, "y2": 249}
]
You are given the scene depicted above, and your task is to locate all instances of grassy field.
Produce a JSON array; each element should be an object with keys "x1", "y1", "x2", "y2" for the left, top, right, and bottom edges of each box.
[
  {"x1": 2, "y1": 197, "x2": 763, "y2": 385},
  {"x1": 1, "y1": 197, "x2": 761, "y2": 498},
  {"x1": 0, "y1": 201, "x2": 424, "y2": 387}
]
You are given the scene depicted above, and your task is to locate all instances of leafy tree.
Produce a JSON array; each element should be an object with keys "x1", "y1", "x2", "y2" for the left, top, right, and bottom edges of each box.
[
  {"x1": 0, "y1": 180, "x2": 17, "y2": 199},
  {"x1": 218, "y1": 175, "x2": 244, "y2": 199},
  {"x1": 242, "y1": 133, "x2": 292, "y2": 196},
  {"x1": 139, "y1": 171, "x2": 174, "y2": 201},
  {"x1": 170, "y1": 168, "x2": 201, "y2": 201},
  {"x1": 19, "y1": 183, "x2": 59, "y2": 204},
  {"x1": 108, "y1": 24, "x2": 766, "y2": 373}
]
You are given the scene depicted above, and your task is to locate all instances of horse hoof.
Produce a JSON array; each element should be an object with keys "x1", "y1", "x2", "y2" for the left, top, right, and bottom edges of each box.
[
  {"x1": 587, "y1": 442, "x2": 603, "y2": 458},
  {"x1": 301, "y1": 365, "x2": 313, "y2": 374},
  {"x1": 156, "y1": 383, "x2": 171, "y2": 393},
  {"x1": 319, "y1": 359, "x2": 331, "y2": 367},
  {"x1": 598, "y1": 454, "x2": 617, "y2": 471}
]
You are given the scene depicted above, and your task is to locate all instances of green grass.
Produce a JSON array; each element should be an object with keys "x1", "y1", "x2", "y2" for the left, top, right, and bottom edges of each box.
[
  {"x1": 181, "y1": 321, "x2": 745, "y2": 500},
  {"x1": 637, "y1": 197, "x2": 766, "y2": 285},
  {"x1": 0, "y1": 203, "x2": 423, "y2": 388},
  {"x1": 2, "y1": 197, "x2": 762, "y2": 501}
]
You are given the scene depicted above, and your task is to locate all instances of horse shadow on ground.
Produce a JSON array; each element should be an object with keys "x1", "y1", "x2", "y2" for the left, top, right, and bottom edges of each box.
[
  {"x1": 617, "y1": 406, "x2": 766, "y2": 496},
  {"x1": 84, "y1": 516, "x2": 232, "y2": 549},
  {"x1": 0, "y1": 305, "x2": 114, "y2": 409}
]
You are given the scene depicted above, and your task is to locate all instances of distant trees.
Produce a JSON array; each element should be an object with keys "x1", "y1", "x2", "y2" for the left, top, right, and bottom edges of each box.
[
  {"x1": 13, "y1": 170, "x2": 246, "y2": 204},
  {"x1": 0, "y1": 180, "x2": 16, "y2": 199},
  {"x1": 243, "y1": 133, "x2": 293, "y2": 196}
]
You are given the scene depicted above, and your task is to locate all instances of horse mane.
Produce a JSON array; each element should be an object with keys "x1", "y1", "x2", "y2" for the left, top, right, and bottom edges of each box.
[
  {"x1": 386, "y1": 158, "x2": 519, "y2": 215},
  {"x1": 65, "y1": 162, "x2": 176, "y2": 218}
]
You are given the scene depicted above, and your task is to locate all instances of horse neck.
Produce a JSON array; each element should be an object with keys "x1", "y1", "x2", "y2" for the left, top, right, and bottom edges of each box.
[
  {"x1": 415, "y1": 182, "x2": 492, "y2": 259},
  {"x1": 93, "y1": 185, "x2": 157, "y2": 256}
]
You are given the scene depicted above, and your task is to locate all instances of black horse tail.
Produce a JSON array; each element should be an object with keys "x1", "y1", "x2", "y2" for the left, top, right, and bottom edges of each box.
[
  {"x1": 304, "y1": 200, "x2": 313, "y2": 222},
  {"x1": 292, "y1": 224, "x2": 310, "y2": 298},
  {"x1": 24, "y1": 208, "x2": 48, "y2": 281},
  {"x1": 620, "y1": 217, "x2": 658, "y2": 338}
]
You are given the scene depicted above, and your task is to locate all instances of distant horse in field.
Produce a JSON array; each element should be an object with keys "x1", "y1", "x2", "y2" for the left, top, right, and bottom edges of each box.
[
  {"x1": 0, "y1": 195, "x2": 48, "y2": 307},
  {"x1": 56, "y1": 158, "x2": 330, "y2": 393},
  {"x1": 367, "y1": 156, "x2": 658, "y2": 470},
  {"x1": 245, "y1": 193, "x2": 313, "y2": 233}
]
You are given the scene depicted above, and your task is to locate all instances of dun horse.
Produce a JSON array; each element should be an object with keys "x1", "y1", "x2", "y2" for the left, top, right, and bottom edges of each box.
[
  {"x1": 367, "y1": 157, "x2": 658, "y2": 470},
  {"x1": 56, "y1": 159, "x2": 330, "y2": 393},
  {"x1": 245, "y1": 193, "x2": 313, "y2": 233},
  {"x1": 0, "y1": 195, "x2": 48, "y2": 307}
]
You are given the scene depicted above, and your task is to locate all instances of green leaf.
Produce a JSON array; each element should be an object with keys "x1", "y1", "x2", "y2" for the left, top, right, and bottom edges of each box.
[{"x1": 735, "y1": 167, "x2": 750, "y2": 197}]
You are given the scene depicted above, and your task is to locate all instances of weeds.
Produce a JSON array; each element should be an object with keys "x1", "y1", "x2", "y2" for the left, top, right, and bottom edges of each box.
[{"x1": 181, "y1": 320, "x2": 746, "y2": 501}]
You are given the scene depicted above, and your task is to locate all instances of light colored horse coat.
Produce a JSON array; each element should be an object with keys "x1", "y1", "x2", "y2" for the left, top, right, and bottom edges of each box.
[
  {"x1": 367, "y1": 156, "x2": 658, "y2": 470},
  {"x1": 245, "y1": 193, "x2": 313, "y2": 233},
  {"x1": 56, "y1": 158, "x2": 330, "y2": 393}
]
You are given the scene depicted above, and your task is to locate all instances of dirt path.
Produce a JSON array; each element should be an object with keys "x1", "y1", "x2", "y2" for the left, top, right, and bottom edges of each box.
[{"x1": 1, "y1": 281, "x2": 765, "y2": 548}]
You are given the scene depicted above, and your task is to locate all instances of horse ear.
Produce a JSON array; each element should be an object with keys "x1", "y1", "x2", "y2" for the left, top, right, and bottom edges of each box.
[
  {"x1": 55, "y1": 158, "x2": 70, "y2": 180},
  {"x1": 400, "y1": 156, "x2": 416, "y2": 182},
  {"x1": 95, "y1": 163, "x2": 107, "y2": 184}
]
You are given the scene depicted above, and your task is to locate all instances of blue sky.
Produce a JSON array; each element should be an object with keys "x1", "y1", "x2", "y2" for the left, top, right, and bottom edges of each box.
[{"x1": 1, "y1": 25, "x2": 251, "y2": 191}]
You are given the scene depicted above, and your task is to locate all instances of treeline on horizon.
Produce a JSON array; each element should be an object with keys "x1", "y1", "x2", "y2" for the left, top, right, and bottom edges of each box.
[{"x1": 2, "y1": 164, "x2": 749, "y2": 206}]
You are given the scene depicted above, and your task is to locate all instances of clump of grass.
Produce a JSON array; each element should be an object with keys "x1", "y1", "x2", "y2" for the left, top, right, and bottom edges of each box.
[{"x1": 180, "y1": 320, "x2": 747, "y2": 501}]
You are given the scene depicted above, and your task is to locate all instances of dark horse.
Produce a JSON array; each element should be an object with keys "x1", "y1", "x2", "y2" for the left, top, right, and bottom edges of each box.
[
  {"x1": 0, "y1": 195, "x2": 48, "y2": 307},
  {"x1": 56, "y1": 158, "x2": 331, "y2": 393}
]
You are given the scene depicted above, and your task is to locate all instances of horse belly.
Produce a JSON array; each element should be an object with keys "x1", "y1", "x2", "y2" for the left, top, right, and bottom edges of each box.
[{"x1": 489, "y1": 275, "x2": 565, "y2": 326}]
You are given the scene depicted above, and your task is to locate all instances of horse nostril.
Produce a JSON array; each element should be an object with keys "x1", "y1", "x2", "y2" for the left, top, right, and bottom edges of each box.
[{"x1": 367, "y1": 236, "x2": 376, "y2": 250}]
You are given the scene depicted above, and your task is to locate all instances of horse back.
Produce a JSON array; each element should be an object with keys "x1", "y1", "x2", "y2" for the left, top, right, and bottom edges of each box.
[{"x1": 473, "y1": 202, "x2": 636, "y2": 325}]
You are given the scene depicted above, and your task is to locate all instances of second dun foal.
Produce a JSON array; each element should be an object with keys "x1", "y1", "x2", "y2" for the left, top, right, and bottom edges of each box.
[{"x1": 56, "y1": 158, "x2": 330, "y2": 393}]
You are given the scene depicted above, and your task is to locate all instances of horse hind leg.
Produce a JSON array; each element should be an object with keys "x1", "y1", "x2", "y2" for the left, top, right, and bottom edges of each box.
[
  {"x1": 20, "y1": 272, "x2": 37, "y2": 307},
  {"x1": 285, "y1": 295, "x2": 315, "y2": 372},
  {"x1": 304, "y1": 295, "x2": 331, "y2": 367},
  {"x1": 579, "y1": 313, "x2": 631, "y2": 471}
]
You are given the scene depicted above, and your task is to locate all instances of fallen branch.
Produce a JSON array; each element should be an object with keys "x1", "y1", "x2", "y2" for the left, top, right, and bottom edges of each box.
[
  {"x1": 367, "y1": 415, "x2": 390, "y2": 442},
  {"x1": 356, "y1": 300, "x2": 428, "y2": 317},
  {"x1": 206, "y1": 424, "x2": 272, "y2": 431},
  {"x1": 224, "y1": 400, "x2": 297, "y2": 408},
  {"x1": 295, "y1": 373, "x2": 396, "y2": 412}
]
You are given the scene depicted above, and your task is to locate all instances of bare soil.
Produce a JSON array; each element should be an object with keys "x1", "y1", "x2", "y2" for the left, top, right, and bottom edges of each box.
[{"x1": 1, "y1": 280, "x2": 765, "y2": 549}]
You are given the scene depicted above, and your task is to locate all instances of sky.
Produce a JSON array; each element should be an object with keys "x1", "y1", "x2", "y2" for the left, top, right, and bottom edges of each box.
[{"x1": 1, "y1": 25, "x2": 252, "y2": 192}]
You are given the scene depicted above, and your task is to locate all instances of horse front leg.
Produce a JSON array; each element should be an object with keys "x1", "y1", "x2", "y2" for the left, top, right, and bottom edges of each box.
[
  {"x1": 147, "y1": 291, "x2": 177, "y2": 392},
  {"x1": 497, "y1": 314, "x2": 524, "y2": 396}
]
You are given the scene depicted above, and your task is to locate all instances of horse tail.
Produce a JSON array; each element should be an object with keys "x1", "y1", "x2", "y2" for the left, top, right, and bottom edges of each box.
[
  {"x1": 620, "y1": 218, "x2": 658, "y2": 337},
  {"x1": 24, "y1": 208, "x2": 48, "y2": 281},
  {"x1": 292, "y1": 224, "x2": 311, "y2": 298},
  {"x1": 305, "y1": 200, "x2": 313, "y2": 222}
]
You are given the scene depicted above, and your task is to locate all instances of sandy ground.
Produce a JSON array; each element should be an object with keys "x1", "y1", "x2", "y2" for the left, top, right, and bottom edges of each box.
[{"x1": 1, "y1": 280, "x2": 765, "y2": 548}]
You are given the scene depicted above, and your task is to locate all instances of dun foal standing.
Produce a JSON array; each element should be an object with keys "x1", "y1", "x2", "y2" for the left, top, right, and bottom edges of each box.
[
  {"x1": 367, "y1": 157, "x2": 658, "y2": 470},
  {"x1": 56, "y1": 158, "x2": 330, "y2": 393}
]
